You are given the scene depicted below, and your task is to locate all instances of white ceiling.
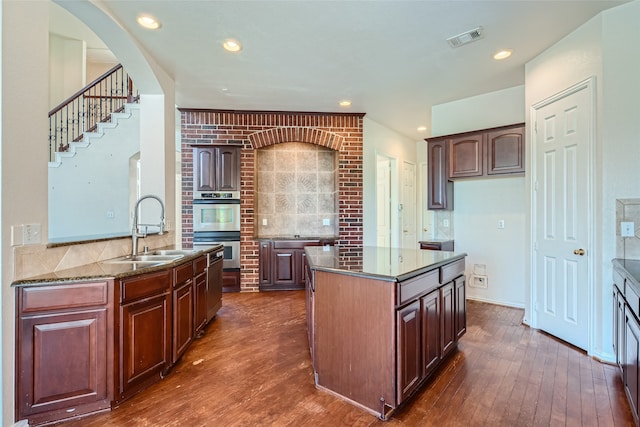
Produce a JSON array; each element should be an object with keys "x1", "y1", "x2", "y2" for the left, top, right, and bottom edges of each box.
[{"x1": 52, "y1": 1, "x2": 628, "y2": 140}]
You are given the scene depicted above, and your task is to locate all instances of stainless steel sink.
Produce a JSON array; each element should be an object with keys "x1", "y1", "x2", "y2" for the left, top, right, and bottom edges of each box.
[
  {"x1": 151, "y1": 249, "x2": 198, "y2": 256},
  {"x1": 101, "y1": 254, "x2": 184, "y2": 264}
]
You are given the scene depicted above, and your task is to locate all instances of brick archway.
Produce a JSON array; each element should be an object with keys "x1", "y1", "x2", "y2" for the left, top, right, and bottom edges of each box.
[
  {"x1": 181, "y1": 110, "x2": 364, "y2": 291},
  {"x1": 248, "y1": 128, "x2": 344, "y2": 151}
]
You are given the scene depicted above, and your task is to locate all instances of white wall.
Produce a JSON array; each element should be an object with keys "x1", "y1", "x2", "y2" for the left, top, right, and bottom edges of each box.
[
  {"x1": 49, "y1": 33, "x2": 85, "y2": 109},
  {"x1": 48, "y1": 107, "x2": 140, "y2": 241},
  {"x1": 525, "y1": 0, "x2": 640, "y2": 361},
  {"x1": 363, "y1": 117, "x2": 419, "y2": 247},
  {"x1": 2, "y1": 2, "x2": 50, "y2": 425},
  {"x1": 431, "y1": 86, "x2": 526, "y2": 307}
]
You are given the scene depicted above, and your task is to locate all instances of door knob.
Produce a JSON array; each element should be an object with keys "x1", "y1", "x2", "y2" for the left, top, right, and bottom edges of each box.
[{"x1": 573, "y1": 249, "x2": 585, "y2": 256}]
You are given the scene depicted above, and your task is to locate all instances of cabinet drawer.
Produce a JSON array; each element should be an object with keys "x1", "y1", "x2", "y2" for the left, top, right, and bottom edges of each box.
[
  {"x1": 398, "y1": 269, "x2": 439, "y2": 306},
  {"x1": 441, "y1": 259, "x2": 465, "y2": 284},
  {"x1": 21, "y1": 281, "x2": 109, "y2": 313},
  {"x1": 273, "y1": 240, "x2": 319, "y2": 249},
  {"x1": 174, "y1": 262, "x2": 193, "y2": 286},
  {"x1": 121, "y1": 270, "x2": 171, "y2": 304},
  {"x1": 194, "y1": 256, "x2": 207, "y2": 275}
]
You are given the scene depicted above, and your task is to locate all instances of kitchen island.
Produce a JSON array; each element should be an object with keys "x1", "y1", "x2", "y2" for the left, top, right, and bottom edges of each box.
[{"x1": 304, "y1": 245, "x2": 467, "y2": 420}]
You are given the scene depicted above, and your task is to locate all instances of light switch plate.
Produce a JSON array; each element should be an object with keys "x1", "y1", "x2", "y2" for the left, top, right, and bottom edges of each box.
[{"x1": 622, "y1": 221, "x2": 635, "y2": 237}]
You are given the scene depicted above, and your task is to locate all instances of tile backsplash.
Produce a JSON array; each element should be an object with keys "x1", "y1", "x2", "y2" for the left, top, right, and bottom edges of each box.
[
  {"x1": 255, "y1": 142, "x2": 338, "y2": 237},
  {"x1": 617, "y1": 198, "x2": 640, "y2": 259}
]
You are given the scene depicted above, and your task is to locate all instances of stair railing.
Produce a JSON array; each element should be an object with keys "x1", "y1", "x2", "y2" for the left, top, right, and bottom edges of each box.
[{"x1": 48, "y1": 64, "x2": 139, "y2": 162}]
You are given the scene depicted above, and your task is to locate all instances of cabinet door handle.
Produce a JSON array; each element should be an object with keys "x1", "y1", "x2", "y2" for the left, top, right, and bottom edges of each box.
[{"x1": 573, "y1": 248, "x2": 585, "y2": 256}]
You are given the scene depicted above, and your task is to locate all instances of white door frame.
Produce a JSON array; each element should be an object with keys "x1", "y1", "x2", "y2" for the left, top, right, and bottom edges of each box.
[{"x1": 529, "y1": 77, "x2": 596, "y2": 354}]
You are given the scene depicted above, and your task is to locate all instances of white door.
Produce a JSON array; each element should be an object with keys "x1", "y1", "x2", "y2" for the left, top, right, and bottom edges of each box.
[
  {"x1": 376, "y1": 157, "x2": 391, "y2": 247},
  {"x1": 532, "y1": 79, "x2": 593, "y2": 351},
  {"x1": 401, "y1": 161, "x2": 417, "y2": 249}
]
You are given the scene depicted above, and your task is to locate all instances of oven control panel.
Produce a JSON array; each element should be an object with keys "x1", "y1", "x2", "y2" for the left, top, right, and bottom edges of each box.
[{"x1": 196, "y1": 191, "x2": 240, "y2": 200}]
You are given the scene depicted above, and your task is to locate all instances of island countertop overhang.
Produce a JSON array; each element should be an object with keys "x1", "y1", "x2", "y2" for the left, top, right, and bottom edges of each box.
[{"x1": 305, "y1": 245, "x2": 467, "y2": 283}]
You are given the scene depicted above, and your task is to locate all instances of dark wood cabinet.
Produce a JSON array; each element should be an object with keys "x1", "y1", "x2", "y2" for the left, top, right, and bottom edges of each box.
[
  {"x1": 427, "y1": 140, "x2": 453, "y2": 210},
  {"x1": 426, "y1": 123, "x2": 524, "y2": 210},
  {"x1": 309, "y1": 254, "x2": 466, "y2": 419},
  {"x1": 449, "y1": 133, "x2": 483, "y2": 178},
  {"x1": 193, "y1": 145, "x2": 240, "y2": 192},
  {"x1": 194, "y1": 256, "x2": 208, "y2": 333},
  {"x1": 15, "y1": 249, "x2": 224, "y2": 425},
  {"x1": 206, "y1": 255, "x2": 223, "y2": 322},
  {"x1": 173, "y1": 263, "x2": 194, "y2": 363},
  {"x1": 397, "y1": 300, "x2": 422, "y2": 401},
  {"x1": 612, "y1": 260, "x2": 640, "y2": 426},
  {"x1": 259, "y1": 239, "x2": 334, "y2": 290},
  {"x1": 421, "y1": 289, "x2": 440, "y2": 377},
  {"x1": 626, "y1": 311, "x2": 640, "y2": 423},
  {"x1": 16, "y1": 281, "x2": 114, "y2": 426},
  {"x1": 486, "y1": 127, "x2": 525, "y2": 175},
  {"x1": 118, "y1": 270, "x2": 172, "y2": 402}
]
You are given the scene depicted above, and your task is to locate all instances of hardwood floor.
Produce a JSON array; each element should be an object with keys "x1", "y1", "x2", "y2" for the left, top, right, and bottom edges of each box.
[{"x1": 61, "y1": 291, "x2": 634, "y2": 426}]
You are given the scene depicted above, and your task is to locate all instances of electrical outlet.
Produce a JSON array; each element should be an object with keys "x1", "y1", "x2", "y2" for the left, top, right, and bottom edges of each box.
[
  {"x1": 443, "y1": 219, "x2": 450, "y2": 227},
  {"x1": 622, "y1": 221, "x2": 635, "y2": 237},
  {"x1": 262, "y1": 218, "x2": 268, "y2": 226},
  {"x1": 106, "y1": 210, "x2": 115, "y2": 219},
  {"x1": 497, "y1": 219, "x2": 505, "y2": 229},
  {"x1": 23, "y1": 223, "x2": 42, "y2": 245},
  {"x1": 322, "y1": 218, "x2": 330, "y2": 226}
]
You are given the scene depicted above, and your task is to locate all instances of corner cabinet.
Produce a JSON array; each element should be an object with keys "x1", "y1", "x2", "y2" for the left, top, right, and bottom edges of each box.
[
  {"x1": 16, "y1": 280, "x2": 114, "y2": 426},
  {"x1": 193, "y1": 145, "x2": 241, "y2": 192},
  {"x1": 426, "y1": 123, "x2": 524, "y2": 209}
]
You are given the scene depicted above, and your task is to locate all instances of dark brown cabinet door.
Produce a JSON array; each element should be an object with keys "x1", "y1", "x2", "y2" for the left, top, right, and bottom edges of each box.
[
  {"x1": 427, "y1": 140, "x2": 453, "y2": 210},
  {"x1": 18, "y1": 308, "x2": 110, "y2": 420},
  {"x1": 194, "y1": 146, "x2": 216, "y2": 192},
  {"x1": 194, "y1": 271, "x2": 207, "y2": 333},
  {"x1": 454, "y1": 276, "x2": 466, "y2": 340},
  {"x1": 273, "y1": 249, "x2": 296, "y2": 285},
  {"x1": 206, "y1": 257, "x2": 223, "y2": 321},
  {"x1": 440, "y1": 283, "x2": 455, "y2": 358},
  {"x1": 173, "y1": 281, "x2": 194, "y2": 363},
  {"x1": 217, "y1": 146, "x2": 240, "y2": 191},
  {"x1": 397, "y1": 300, "x2": 422, "y2": 403},
  {"x1": 120, "y1": 293, "x2": 171, "y2": 397},
  {"x1": 193, "y1": 145, "x2": 241, "y2": 192},
  {"x1": 449, "y1": 133, "x2": 483, "y2": 178},
  {"x1": 486, "y1": 127, "x2": 524, "y2": 175},
  {"x1": 625, "y1": 312, "x2": 640, "y2": 423},
  {"x1": 259, "y1": 241, "x2": 272, "y2": 286},
  {"x1": 421, "y1": 289, "x2": 440, "y2": 378}
]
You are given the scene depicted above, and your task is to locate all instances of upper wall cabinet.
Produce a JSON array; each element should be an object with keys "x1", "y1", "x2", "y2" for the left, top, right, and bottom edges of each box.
[
  {"x1": 193, "y1": 145, "x2": 241, "y2": 193},
  {"x1": 427, "y1": 140, "x2": 453, "y2": 210},
  {"x1": 426, "y1": 123, "x2": 525, "y2": 210}
]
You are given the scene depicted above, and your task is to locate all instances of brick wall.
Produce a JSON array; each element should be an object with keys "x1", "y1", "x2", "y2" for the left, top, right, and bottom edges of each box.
[{"x1": 180, "y1": 110, "x2": 364, "y2": 291}]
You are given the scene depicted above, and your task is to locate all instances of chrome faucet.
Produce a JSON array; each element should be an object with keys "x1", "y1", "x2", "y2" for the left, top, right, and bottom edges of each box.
[{"x1": 132, "y1": 195, "x2": 165, "y2": 256}]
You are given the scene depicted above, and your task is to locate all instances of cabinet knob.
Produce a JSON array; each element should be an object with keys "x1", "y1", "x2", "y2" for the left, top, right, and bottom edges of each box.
[{"x1": 573, "y1": 248, "x2": 585, "y2": 256}]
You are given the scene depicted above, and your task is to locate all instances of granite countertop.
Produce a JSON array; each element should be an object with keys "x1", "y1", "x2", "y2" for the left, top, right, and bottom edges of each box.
[
  {"x1": 305, "y1": 245, "x2": 466, "y2": 282},
  {"x1": 11, "y1": 244, "x2": 223, "y2": 287},
  {"x1": 257, "y1": 236, "x2": 338, "y2": 241},
  {"x1": 613, "y1": 258, "x2": 640, "y2": 292}
]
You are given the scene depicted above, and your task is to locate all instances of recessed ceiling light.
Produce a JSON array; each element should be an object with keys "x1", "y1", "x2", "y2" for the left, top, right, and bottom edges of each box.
[
  {"x1": 493, "y1": 49, "x2": 512, "y2": 60},
  {"x1": 417, "y1": 126, "x2": 427, "y2": 132},
  {"x1": 339, "y1": 99, "x2": 352, "y2": 107},
  {"x1": 222, "y1": 39, "x2": 242, "y2": 52},
  {"x1": 137, "y1": 14, "x2": 161, "y2": 30}
]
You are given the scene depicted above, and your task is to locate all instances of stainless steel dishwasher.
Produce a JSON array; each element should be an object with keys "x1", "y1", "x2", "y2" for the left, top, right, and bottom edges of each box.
[{"x1": 206, "y1": 249, "x2": 224, "y2": 323}]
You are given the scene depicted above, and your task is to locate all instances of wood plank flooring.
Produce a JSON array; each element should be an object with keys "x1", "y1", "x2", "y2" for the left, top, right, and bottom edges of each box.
[{"x1": 61, "y1": 291, "x2": 634, "y2": 426}]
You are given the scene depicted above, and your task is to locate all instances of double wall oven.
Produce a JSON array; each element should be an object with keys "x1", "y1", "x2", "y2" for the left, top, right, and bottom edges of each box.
[{"x1": 192, "y1": 191, "x2": 240, "y2": 270}]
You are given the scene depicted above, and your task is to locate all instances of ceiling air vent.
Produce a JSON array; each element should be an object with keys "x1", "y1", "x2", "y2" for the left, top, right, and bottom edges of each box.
[{"x1": 446, "y1": 26, "x2": 484, "y2": 48}]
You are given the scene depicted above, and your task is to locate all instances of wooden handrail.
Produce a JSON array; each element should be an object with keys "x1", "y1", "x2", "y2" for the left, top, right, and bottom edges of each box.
[{"x1": 48, "y1": 64, "x2": 138, "y2": 161}]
